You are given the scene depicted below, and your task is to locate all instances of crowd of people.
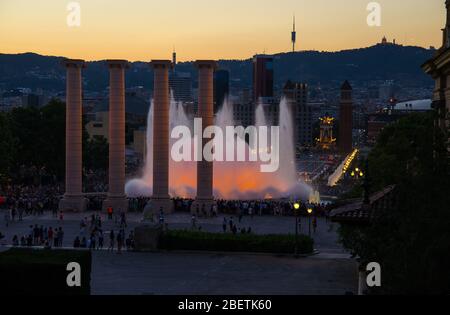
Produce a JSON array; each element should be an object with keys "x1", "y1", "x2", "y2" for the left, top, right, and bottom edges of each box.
[
  {"x1": 1, "y1": 184, "x2": 61, "y2": 221},
  {"x1": 0, "y1": 181, "x2": 331, "y2": 250},
  {"x1": 10, "y1": 225, "x2": 66, "y2": 248},
  {"x1": 72, "y1": 213, "x2": 135, "y2": 253},
  {"x1": 216, "y1": 199, "x2": 331, "y2": 218}
]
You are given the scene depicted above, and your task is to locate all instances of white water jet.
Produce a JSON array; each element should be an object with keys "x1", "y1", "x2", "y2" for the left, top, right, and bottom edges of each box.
[{"x1": 126, "y1": 95, "x2": 311, "y2": 200}]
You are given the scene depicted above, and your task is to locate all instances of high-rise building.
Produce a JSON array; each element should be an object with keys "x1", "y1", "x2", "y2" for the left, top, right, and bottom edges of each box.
[
  {"x1": 338, "y1": 80, "x2": 353, "y2": 154},
  {"x1": 283, "y1": 80, "x2": 312, "y2": 149},
  {"x1": 253, "y1": 55, "x2": 274, "y2": 103},
  {"x1": 169, "y1": 71, "x2": 193, "y2": 103},
  {"x1": 233, "y1": 102, "x2": 254, "y2": 127},
  {"x1": 213, "y1": 69, "x2": 229, "y2": 112}
]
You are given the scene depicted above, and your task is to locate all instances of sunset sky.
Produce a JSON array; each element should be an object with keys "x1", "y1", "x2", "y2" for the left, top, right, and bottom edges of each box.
[{"x1": 0, "y1": 0, "x2": 445, "y2": 61}]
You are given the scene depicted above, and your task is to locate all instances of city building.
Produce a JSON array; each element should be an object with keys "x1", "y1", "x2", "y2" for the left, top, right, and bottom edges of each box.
[
  {"x1": 85, "y1": 111, "x2": 109, "y2": 141},
  {"x1": 366, "y1": 113, "x2": 399, "y2": 145},
  {"x1": 233, "y1": 102, "x2": 254, "y2": 127},
  {"x1": 169, "y1": 71, "x2": 193, "y2": 104},
  {"x1": 367, "y1": 99, "x2": 433, "y2": 145},
  {"x1": 283, "y1": 80, "x2": 312, "y2": 148},
  {"x1": 379, "y1": 36, "x2": 400, "y2": 46},
  {"x1": 253, "y1": 55, "x2": 274, "y2": 103},
  {"x1": 0, "y1": 89, "x2": 46, "y2": 109},
  {"x1": 239, "y1": 88, "x2": 252, "y2": 106},
  {"x1": 260, "y1": 99, "x2": 279, "y2": 126},
  {"x1": 214, "y1": 69, "x2": 229, "y2": 112},
  {"x1": 379, "y1": 80, "x2": 396, "y2": 102},
  {"x1": 338, "y1": 80, "x2": 354, "y2": 153},
  {"x1": 422, "y1": 0, "x2": 450, "y2": 148}
]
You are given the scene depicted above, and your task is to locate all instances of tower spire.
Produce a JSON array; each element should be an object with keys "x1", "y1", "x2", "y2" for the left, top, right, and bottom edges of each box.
[{"x1": 291, "y1": 14, "x2": 297, "y2": 53}]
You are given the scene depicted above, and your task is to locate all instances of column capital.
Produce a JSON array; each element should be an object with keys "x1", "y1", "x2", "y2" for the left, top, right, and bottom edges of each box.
[
  {"x1": 63, "y1": 59, "x2": 86, "y2": 69},
  {"x1": 151, "y1": 60, "x2": 173, "y2": 70},
  {"x1": 106, "y1": 59, "x2": 129, "y2": 69},
  {"x1": 195, "y1": 60, "x2": 217, "y2": 70}
]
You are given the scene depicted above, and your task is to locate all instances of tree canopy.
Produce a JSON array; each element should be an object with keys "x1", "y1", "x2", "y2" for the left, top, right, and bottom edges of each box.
[
  {"x1": 0, "y1": 99, "x2": 109, "y2": 184},
  {"x1": 338, "y1": 112, "x2": 450, "y2": 294}
]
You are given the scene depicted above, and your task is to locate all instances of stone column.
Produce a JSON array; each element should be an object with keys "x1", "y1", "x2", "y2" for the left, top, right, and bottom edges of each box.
[
  {"x1": 103, "y1": 60, "x2": 129, "y2": 213},
  {"x1": 59, "y1": 59, "x2": 87, "y2": 212},
  {"x1": 144, "y1": 60, "x2": 174, "y2": 218},
  {"x1": 191, "y1": 60, "x2": 217, "y2": 217}
]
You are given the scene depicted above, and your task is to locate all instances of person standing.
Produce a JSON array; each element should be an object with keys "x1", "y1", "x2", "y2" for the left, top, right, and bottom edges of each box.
[
  {"x1": 117, "y1": 230, "x2": 123, "y2": 254},
  {"x1": 109, "y1": 230, "x2": 115, "y2": 251},
  {"x1": 58, "y1": 227, "x2": 64, "y2": 247},
  {"x1": 18, "y1": 207, "x2": 23, "y2": 221},
  {"x1": 120, "y1": 212, "x2": 127, "y2": 228},
  {"x1": 11, "y1": 208, "x2": 16, "y2": 222},
  {"x1": 73, "y1": 236, "x2": 80, "y2": 248},
  {"x1": 4, "y1": 210, "x2": 10, "y2": 228},
  {"x1": 89, "y1": 232, "x2": 96, "y2": 250},
  {"x1": 159, "y1": 208, "x2": 165, "y2": 224},
  {"x1": 222, "y1": 217, "x2": 227, "y2": 233},
  {"x1": 53, "y1": 232, "x2": 59, "y2": 248},
  {"x1": 312, "y1": 217, "x2": 317, "y2": 234},
  {"x1": 98, "y1": 230, "x2": 104, "y2": 250},
  {"x1": 191, "y1": 214, "x2": 197, "y2": 229}
]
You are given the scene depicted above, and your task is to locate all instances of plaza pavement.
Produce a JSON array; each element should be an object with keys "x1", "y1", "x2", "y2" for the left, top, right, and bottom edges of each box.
[
  {"x1": 0, "y1": 210, "x2": 357, "y2": 295},
  {"x1": 91, "y1": 251, "x2": 358, "y2": 295}
]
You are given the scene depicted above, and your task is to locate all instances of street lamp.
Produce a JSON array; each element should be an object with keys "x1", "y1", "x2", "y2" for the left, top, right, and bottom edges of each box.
[
  {"x1": 351, "y1": 167, "x2": 364, "y2": 179},
  {"x1": 293, "y1": 202, "x2": 301, "y2": 256},
  {"x1": 307, "y1": 208, "x2": 313, "y2": 237}
]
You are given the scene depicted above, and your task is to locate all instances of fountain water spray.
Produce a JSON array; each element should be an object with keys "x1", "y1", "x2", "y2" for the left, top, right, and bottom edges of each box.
[{"x1": 126, "y1": 96, "x2": 311, "y2": 200}]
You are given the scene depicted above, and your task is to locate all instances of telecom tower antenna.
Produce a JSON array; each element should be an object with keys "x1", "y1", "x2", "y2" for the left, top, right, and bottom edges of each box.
[{"x1": 291, "y1": 15, "x2": 297, "y2": 52}]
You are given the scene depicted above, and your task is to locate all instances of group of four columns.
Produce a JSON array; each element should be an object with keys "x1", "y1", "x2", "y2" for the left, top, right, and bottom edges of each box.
[{"x1": 59, "y1": 59, "x2": 217, "y2": 215}]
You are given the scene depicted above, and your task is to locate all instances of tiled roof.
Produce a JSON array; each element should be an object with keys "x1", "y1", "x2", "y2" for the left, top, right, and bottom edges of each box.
[{"x1": 330, "y1": 185, "x2": 395, "y2": 223}]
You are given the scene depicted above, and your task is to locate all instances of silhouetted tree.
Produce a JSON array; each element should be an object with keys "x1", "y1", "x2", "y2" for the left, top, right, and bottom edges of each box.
[{"x1": 338, "y1": 112, "x2": 450, "y2": 294}]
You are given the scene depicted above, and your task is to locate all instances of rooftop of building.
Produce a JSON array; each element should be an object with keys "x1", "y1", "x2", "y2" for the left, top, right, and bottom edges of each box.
[
  {"x1": 392, "y1": 99, "x2": 432, "y2": 111},
  {"x1": 330, "y1": 185, "x2": 396, "y2": 224}
]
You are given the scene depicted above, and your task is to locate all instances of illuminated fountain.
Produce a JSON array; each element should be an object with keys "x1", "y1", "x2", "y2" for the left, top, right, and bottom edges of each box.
[{"x1": 126, "y1": 96, "x2": 311, "y2": 200}]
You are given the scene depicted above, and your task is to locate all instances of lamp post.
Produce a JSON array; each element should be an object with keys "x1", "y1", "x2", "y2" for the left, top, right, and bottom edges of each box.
[
  {"x1": 351, "y1": 167, "x2": 364, "y2": 179},
  {"x1": 294, "y1": 202, "x2": 300, "y2": 256},
  {"x1": 307, "y1": 207, "x2": 313, "y2": 237}
]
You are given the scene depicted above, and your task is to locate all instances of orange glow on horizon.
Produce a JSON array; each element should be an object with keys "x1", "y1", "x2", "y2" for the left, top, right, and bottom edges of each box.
[{"x1": 0, "y1": 0, "x2": 444, "y2": 62}]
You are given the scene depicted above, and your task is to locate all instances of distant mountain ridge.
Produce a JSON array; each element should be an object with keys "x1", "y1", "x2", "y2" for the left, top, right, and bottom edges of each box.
[{"x1": 0, "y1": 44, "x2": 435, "y2": 92}]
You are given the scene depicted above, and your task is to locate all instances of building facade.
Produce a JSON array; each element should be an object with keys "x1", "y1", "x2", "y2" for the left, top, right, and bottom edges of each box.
[
  {"x1": 253, "y1": 55, "x2": 274, "y2": 103},
  {"x1": 283, "y1": 80, "x2": 312, "y2": 148},
  {"x1": 422, "y1": 0, "x2": 450, "y2": 150},
  {"x1": 169, "y1": 71, "x2": 193, "y2": 104},
  {"x1": 214, "y1": 69, "x2": 229, "y2": 113}
]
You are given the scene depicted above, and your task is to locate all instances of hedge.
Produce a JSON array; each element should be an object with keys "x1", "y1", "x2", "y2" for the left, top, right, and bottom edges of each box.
[
  {"x1": 159, "y1": 230, "x2": 314, "y2": 254},
  {"x1": 0, "y1": 248, "x2": 91, "y2": 295}
]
